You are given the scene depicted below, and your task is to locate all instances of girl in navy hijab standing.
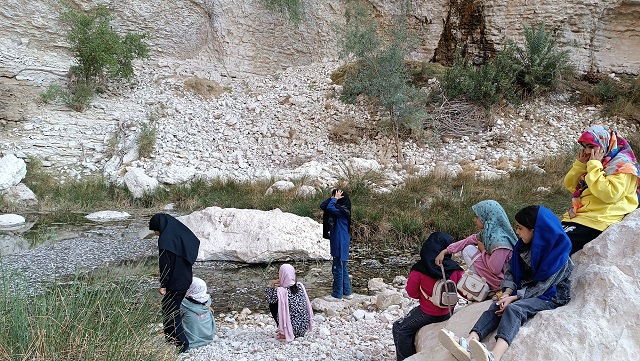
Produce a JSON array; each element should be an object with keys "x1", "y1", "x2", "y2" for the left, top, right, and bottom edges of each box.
[
  {"x1": 320, "y1": 189, "x2": 354, "y2": 301},
  {"x1": 149, "y1": 213, "x2": 201, "y2": 352}
]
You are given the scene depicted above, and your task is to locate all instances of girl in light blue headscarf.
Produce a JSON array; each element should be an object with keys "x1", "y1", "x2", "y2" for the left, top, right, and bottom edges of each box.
[{"x1": 435, "y1": 200, "x2": 517, "y2": 292}]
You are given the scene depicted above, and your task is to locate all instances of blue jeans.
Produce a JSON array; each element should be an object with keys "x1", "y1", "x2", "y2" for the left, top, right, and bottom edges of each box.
[
  {"x1": 393, "y1": 306, "x2": 450, "y2": 360},
  {"x1": 331, "y1": 257, "x2": 352, "y2": 298},
  {"x1": 471, "y1": 297, "x2": 560, "y2": 345}
]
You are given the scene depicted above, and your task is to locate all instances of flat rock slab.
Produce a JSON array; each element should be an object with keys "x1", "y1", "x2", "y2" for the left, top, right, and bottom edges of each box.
[
  {"x1": 0, "y1": 214, "x2": 26, "y2": 227},
  {"x1": 85, "y1": 211, "x2": 131, "y2": 222}
]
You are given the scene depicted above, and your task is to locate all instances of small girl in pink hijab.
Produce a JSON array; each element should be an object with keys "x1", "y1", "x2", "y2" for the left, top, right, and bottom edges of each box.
[{"x1": 265, "y1": 264, "x2": 314, "y2": 341}]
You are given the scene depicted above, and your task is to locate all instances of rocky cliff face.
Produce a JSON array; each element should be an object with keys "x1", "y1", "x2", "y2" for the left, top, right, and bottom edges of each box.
[{"x1": 1, "y1": 0, "x2": 638, "y2": 78}]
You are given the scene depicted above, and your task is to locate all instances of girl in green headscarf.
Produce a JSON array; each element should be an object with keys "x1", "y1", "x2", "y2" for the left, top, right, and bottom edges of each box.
[{"x1": 435, "y1": 200, "x2": 517, "y2": 292}]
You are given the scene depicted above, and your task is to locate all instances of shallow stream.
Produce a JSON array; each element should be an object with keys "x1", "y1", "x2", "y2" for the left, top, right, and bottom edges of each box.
[{"x1": 0, "y1": 211, "x2": 416, "y2": 312}]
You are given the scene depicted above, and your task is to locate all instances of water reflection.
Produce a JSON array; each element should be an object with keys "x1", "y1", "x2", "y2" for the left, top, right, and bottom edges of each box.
[
  {"x1": 194, "y1": 252, "x2": 414, "y2": 313},
  {"x1": 1, "y1": 212, "x2": 417, "y2": 313}
]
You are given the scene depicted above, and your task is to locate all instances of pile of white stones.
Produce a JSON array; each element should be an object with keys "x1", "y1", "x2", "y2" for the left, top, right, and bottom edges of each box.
[{"x1": 2, "y1": 48, "x2": 637, "y2": 192}]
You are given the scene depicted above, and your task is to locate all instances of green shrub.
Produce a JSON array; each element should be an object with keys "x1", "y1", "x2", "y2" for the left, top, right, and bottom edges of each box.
[
  {"x1": 65, "y1": 81, "x2": 95, "y2": 111},
  {"x1": 264, "y1": 0, "x2": 303, "y2": 23},
  {"x1": 595, "y1": 76, "x2": 640, "y2": 122},
  {"x1": 54, "y1": 4, "x2": 148, "y2": 111},
  {"x1": 39, "y1": 84, "x2": 67, "y2": 104},
  {"x1": 593, "y1": 77, "x2": 620, "y2": 102},
  {"x1": 441, "y1": 47, "x2": 521, "y2": 107},
  {"x1": 62, "y1": 4, "x2": 148, "y2": 85},
  {"x1": 137, "y1": 122, "x2": 157, "y2": 158},
  {"x1": 336, "y1": 2, "x2": 426, "y2": 162},
  {"x1": 441, "y1": 22, "x2": 574, "y2": 107},
  {"x1": 512, "y1": 22, "x2": 575, "y2": 96}
]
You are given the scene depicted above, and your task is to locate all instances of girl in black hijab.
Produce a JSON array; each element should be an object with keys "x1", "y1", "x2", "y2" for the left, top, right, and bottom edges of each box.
[
  {"x1": 149, "y1": 213, "x2": 201, "y2": 352},
  {"x1": 393, "y1": 232, "x2": 464, "y2": 360}
]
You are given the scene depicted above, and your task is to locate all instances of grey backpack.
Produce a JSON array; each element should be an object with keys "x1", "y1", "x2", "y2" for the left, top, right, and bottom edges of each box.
[{"x1": 420, "y1": 264, "x2": 458, "y2": 315}]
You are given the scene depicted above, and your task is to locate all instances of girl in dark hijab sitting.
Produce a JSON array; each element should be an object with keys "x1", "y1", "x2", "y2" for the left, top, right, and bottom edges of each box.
[
  {"x1": 149, "y1": 213, "x2": 201, "y2": 352},
  {"x1": 393, "y1": 232, "x2": 464, "y2": 360}
]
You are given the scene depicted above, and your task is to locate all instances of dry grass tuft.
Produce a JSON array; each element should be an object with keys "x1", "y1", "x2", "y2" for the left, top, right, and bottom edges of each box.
[
  {"x1": 429, "y1": 100, "x2": 487, "y2": 138},
  {"x1": 184, "y1": 77, "x2": 224, "y2": 99},
  {"x1": 329, "y1": 117, "x2": 368, "y2": 144}
]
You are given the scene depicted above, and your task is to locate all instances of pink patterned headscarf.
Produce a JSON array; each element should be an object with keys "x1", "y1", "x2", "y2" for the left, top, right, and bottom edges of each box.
[
  {"x1": 276, "y1": 264, "x2": 314, "y2": 342},
  {"x1": 571, "y1": 125, "x2": 640, "y2": 215}
]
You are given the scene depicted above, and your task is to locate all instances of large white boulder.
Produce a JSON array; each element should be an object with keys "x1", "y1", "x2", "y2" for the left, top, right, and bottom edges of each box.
[
  {"x1": 0, "y1": 154, "x2": 27, "y2": 194},
  {"x1": 409, "y1": 209, "x2": 640, "y2": 361},
  {"x1": 178, "y1": 206, "x2": 330, "y2": 263},
  {"x1": 264, "y1": 180, "x2": 295, "y2": 195},
  {"x1": 123, "y1": 167, "x2": 159, "y2": 198},
  {"x1": 2, "y1": 183, "x2": 38, "y2": 208},
  {"x1": 158, "y1": 165, "x2": 196, "y2": 185}
]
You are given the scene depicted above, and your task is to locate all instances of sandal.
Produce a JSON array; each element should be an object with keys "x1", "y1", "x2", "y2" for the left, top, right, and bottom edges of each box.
[
  {"x1": 438, "y1": 329, "x2": 471, "y2": 361},
  {"x1": 469, "y1": 339, "x2": 496, "y2": 361}
]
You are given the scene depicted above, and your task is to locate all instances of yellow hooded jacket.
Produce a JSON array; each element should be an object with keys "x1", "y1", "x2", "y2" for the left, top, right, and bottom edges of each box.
[{"x1": 562, "y1": 159, "x2": 639, "y2": 231}]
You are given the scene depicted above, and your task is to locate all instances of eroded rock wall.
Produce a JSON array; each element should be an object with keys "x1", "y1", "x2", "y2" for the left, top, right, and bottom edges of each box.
[{"x1": 1, "y1": 0, "x2": 638, "y2": 76}]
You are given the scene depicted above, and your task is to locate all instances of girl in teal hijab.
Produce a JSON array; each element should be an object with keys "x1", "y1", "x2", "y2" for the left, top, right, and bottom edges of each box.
[
  {"x1": 472, "y1": 200, "x2": 518, "y2": 251},
  {"x1": 436, "y1": 200, "x2": 517, "y2": 293}
]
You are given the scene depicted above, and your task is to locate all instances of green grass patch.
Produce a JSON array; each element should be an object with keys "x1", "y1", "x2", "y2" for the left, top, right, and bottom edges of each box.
[
  {"x1": 18, "y1": 149, "x2": 581, "y2": 253},
  {"x1": 0, "y1": 268, "x2": 175, "y2": 360},
  {"x1": 571, "y1": 74, "x2": 640, "y2": 124}
]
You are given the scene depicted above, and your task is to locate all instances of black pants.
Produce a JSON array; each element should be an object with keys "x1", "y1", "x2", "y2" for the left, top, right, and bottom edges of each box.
[
  {"x1": 161, "y1": 290, "x2": 189, "y2": 352},
  {"x1": 269, "y1": 302, "x2": 279, "y2": 325},
  {"x1": 562, "y1": 221, "x2": 602, "y2": 255}
]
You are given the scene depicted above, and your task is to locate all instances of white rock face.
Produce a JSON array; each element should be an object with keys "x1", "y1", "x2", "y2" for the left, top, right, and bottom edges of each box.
[
  {"x1": 2, "y1": 0, "x2": 637, "y2": 78},
  {"x1": 85, "y1": 211, "x2": 131, "y2": 222},
  {"x1": 2, "y1": 183, "x2": 38, "y2": 208},
  {"x1": 123, "y1": 167, "x2": 159, "y2": 198},
  {"x1": 1, "y1": 0, "x2": 640, "y2": 194},
  {"x1": 178, "y1": 206, "x2": 330, "y2": 263},
  {"x1": 0, "y1": 155, "x2": 27, "y2": 194},
  {"x1": 410, "y1": 209, "x2": 640, "y2": 361}
]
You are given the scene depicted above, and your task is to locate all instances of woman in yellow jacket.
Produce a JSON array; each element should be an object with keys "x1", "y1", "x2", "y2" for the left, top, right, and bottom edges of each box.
[{"x1": 562, "y1": 124, "x2": 640, "y2": 255}]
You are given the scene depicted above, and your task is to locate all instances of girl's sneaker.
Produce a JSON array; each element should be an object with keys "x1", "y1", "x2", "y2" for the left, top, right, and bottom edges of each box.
[{"x1": 438, "y1": 329, "x2": 471, "y2": 361}]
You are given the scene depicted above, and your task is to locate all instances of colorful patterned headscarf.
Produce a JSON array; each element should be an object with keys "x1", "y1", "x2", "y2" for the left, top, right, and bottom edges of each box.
[
  {"x1": 472, "y1": 200, "x2": 518, "y2": 252},
  {"x1": 571, "y1": 125, "x2": 640, "y2": 214}
]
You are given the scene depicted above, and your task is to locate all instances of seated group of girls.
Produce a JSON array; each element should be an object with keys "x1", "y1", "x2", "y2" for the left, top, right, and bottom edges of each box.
[
  {"x1": 154, "y1": 124, "x2": 639, "y2": 357},
  {"x1": 393, "y1": 124, "x2": 640, "y2": 361}
]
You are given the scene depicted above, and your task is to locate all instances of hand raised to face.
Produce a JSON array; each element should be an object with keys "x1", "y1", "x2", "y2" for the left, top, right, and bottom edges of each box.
[
  {"x1": 590, "y1": 147, "x2": 605, "y2": 162},
  {"x1": 333, "y1": 189, "x2": 344, "y2": 199},
  {"x1": 577, "y1": 148, "x2": 591, "y2": 163}
]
